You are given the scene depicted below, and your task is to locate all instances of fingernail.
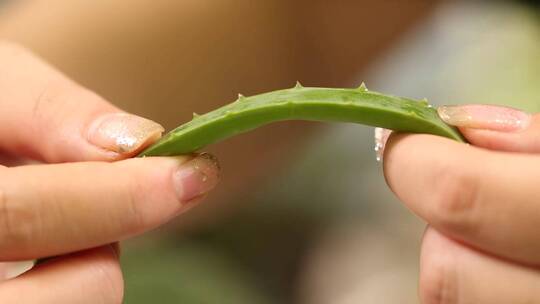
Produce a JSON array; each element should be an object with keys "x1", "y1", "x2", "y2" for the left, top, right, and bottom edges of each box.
[
  {"x1": 87, "y1": 113, "x2": 164, "y2": 154},
  {"x1": 0, "y1": 261, "x2": 33, "y2": 279},
  {"x1": 374, "y1": 127, "x2": 392, "y2": 162},
  {"x1": 173, "y1": 153, "x2": 220, "y2": 204},
  {"x1": 438, "y1": 104, "x2": 531, "y2": 132}
]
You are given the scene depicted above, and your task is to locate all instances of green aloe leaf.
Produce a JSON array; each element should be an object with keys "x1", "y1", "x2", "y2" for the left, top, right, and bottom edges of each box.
[{"x1": 139, "y1": 84, "x2": 465, "y2": 156}]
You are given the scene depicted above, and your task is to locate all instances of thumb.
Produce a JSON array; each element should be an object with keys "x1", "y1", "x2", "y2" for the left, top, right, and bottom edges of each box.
[{"x1": 437, "y1": 104, "x2": 538, "y2": 153}]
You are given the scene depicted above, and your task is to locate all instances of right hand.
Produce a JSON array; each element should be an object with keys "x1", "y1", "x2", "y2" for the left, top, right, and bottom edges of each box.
[{"x1": 383, "y1": 104, "x2": 540, "y2": 303}]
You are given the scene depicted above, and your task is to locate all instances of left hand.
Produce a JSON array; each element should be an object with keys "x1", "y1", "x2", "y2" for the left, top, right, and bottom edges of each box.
[
  {"x1": 382, "y1": 104, "x2": 540, "y2": 304},
  {"x1": 0, "y1": 42, "x2": 220, "y2": 304}
]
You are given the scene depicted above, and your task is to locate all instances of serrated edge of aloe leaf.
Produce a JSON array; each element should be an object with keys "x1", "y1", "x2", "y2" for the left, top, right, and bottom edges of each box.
[{"x1": 139, "y1": 85, "x2": 465, "y2": 157}]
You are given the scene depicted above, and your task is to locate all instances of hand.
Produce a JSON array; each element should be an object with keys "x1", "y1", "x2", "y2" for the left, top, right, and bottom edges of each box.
[
  {"x1": 0, "y1": 42, "x2": 220, "y2": 303},
  {"x1": 382, "y1": 104, "x2": 540, "y2": 303}
]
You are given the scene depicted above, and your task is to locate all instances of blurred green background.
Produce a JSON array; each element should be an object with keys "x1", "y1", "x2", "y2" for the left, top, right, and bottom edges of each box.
[{"x1": 1, "y1": 1, "x2": 538, "y2": 303}]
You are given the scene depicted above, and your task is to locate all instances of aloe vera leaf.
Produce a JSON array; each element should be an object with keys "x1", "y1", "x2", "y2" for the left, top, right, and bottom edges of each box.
[{"x1": 139, "y1": 84, "x2": 465, "y2": 156}]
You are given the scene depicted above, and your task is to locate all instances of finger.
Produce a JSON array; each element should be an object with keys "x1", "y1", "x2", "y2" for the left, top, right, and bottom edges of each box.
[
  {"x1": 0, "y1": 153, "x2": 219, "y2": 260},
  {"x1": 0, "y1": 261, "x2": 34, "y2": 281},
  {"x1": 419, "y1": 228, "x2": 540, "y2": 304},
  {"x1": 0, "y1": 245, "x2": 123, "y2": 304},
  {"x1": 438, "y1": 104, "x2": 540, "y2": 153},
  {"x1": 0, "y1": 41, "x2": 164, "y2": 163},
  {"x1": 383, "y1": 133, "x2": 540, "y2": 265}
]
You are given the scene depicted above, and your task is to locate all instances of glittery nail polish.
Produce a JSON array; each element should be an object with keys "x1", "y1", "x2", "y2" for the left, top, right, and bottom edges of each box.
[
  {"x1": 173, "y1": 153, "x2": 220, "y2": 204},
  {"x1": 438, "y1": 105, "x2": 531, "y2": 132},
  {"x1": 88, "y1": 113, "x2": 164, "y2": 154}
]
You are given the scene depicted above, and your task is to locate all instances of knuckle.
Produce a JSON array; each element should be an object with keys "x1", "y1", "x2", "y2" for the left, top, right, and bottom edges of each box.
[
  {"x1": 420, "y1": 244, "x2": 459, "y2": 304},
  {"x1": 32, "y1": 84, "x2": 67, "y2": 128},
  {"x1": 124, "y1": 179, "x2": 150, "y2": 233},
  {"x1": 0, "y1": 185, "x2": 36, "y2": 253},
  {"x1": 32, "y1": 83, "x2": 112, "y2": 133},
  {"x1": 32, "y1": 85, "x2": 114, "y2": 163},
  {"x1": 430, "y1": 163, "x2": 479, "y2": 232}
]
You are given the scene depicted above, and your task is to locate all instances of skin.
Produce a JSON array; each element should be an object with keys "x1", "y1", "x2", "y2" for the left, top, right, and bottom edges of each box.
[
  {"x1": 140, "y1": 85, "x2": 464, "y2": 156},
  {"x1": 0, "y1": 43, "x2": 220, "y2": 303},
  {"x1": 384, "y1": 114, "x2": 540, "y2": 303}
]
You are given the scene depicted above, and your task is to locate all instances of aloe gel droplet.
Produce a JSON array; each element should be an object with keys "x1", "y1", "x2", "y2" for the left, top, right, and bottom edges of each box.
[{"x1": 358, "y1": 82, "x2": 368, "y2": 92}]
